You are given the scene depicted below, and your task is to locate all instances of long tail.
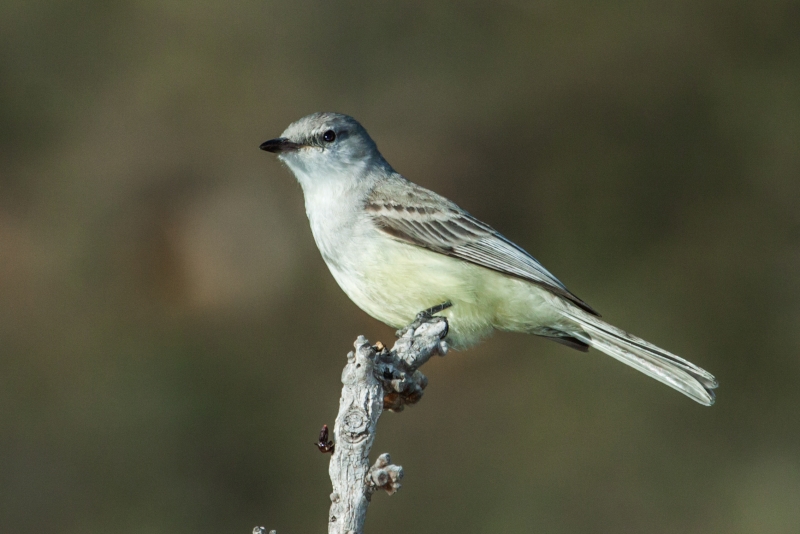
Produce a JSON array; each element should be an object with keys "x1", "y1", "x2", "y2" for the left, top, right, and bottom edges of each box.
[{"x1": 558, "y1": 306, "x2": 718, "y2": 406}]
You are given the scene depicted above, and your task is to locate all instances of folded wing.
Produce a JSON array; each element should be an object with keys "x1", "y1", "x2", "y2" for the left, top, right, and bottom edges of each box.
[{"x1": 366, "y1": 179, "x2": 598, "y2": 315}]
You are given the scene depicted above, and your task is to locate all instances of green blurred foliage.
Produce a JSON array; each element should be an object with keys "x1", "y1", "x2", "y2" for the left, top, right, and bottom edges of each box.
[{"x1": 1, "y1": 1, "x2": 799, "y2": 533}]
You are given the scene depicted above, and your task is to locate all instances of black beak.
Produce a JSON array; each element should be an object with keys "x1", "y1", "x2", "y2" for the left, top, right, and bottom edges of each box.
[{"x1": 259, "y1": 137, "x2": 301, "y2": 154}]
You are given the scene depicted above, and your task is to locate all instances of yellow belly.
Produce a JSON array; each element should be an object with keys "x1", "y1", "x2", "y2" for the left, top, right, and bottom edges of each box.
[{"x1": 327, "y1": 238, "x2": 561, "y2": 349}]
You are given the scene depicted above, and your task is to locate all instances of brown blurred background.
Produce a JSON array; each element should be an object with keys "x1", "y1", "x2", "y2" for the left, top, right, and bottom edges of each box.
[{"x1": 1, "y1": 1, "x2": 799, "y2": 533}]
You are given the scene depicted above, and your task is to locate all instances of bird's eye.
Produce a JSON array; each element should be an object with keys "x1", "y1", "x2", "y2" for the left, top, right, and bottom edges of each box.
[{"x1": 322, "y1": 130, "x2": 336, "y2": 143}]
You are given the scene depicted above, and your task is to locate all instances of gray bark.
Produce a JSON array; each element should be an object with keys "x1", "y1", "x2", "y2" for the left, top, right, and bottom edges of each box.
[
  {"x1": 327, "y1": 316, "x2": 449, "y2": 534},
  {"x1": 254, "y1": 315, "x2": 448, "y2": 534}
]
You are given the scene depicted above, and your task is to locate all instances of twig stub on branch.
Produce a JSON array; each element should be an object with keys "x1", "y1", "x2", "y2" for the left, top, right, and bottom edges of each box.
[
  {"x1": 317, "y1": 424, "x2": 335, "y2": 454},
  {"x1": 327, "y1": 314, "x2": 449, "y2": 534}
]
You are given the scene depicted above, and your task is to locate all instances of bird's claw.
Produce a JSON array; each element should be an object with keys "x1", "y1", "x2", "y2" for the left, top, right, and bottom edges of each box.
[
  {"x1": 395, "y1": 301, "x2": 452, "y2": 338},
  {"x1": 416, "y1": 301, "x2": 452, "y2": 320}
]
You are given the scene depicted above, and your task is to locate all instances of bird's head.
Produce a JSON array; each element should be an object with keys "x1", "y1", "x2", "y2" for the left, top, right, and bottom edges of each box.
[{"x1": 260, "y1": 112, "x2": 391, "y2": 188}]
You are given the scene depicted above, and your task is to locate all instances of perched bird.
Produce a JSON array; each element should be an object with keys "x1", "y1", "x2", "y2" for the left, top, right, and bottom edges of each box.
[{"x1": 260, "y1": 112, "x2": 717, "y2": 405}]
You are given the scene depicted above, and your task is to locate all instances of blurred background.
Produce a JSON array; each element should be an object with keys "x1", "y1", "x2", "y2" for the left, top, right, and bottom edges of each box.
[{"x1": 1, "y1": 1, "x2": 799, "y2": 532}]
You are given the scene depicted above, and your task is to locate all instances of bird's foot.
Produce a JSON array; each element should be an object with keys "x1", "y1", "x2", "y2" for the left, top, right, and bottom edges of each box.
[
  {"x1": 417, "y1": 301, "x2": 452, "y2": 320},
  {"x1": 395, "y1": 301, "x2": 452, "y2": 338}
]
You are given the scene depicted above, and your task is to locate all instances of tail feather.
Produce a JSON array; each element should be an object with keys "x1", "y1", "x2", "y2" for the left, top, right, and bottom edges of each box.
[{"x1": 559, "y1": 307, "x2": 718, "y2": 406}]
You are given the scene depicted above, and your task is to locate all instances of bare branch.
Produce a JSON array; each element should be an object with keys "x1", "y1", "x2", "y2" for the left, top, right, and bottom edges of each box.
[{"x1": 327, "y1": 315, "x2": 448, "y2": 534}]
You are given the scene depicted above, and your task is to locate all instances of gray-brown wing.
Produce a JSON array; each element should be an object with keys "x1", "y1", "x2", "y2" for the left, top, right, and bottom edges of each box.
[{"x1": 365, "y1": 181, "x2": 598, "y2": 316}]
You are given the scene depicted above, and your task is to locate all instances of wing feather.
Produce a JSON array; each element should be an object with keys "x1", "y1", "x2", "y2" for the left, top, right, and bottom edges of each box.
[{"x1": 366, "y1": 180, "x2": 598, "y2": 315}]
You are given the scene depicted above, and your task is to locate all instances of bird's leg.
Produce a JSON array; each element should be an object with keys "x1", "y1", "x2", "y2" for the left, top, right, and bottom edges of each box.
[
  {"x1": 395, "y1": 301, "x2": 452, "y2": 338},
  {"x1": 417, "y1": 300, "x2": 452, "y2": 320}
]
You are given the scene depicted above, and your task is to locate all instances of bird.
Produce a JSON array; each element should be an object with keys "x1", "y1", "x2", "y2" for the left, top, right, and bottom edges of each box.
[{"x1": 260, "y1": 112, "x2": 717, "y2": 406}]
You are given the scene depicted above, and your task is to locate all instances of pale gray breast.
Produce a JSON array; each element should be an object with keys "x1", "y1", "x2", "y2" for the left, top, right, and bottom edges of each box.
[{"x1": 303, "y1": 183, "x2": 365, "y2": 269}]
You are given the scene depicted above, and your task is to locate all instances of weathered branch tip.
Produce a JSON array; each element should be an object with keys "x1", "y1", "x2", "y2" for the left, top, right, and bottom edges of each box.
[
  {"x1": 256, "y1": 314, "x2": 448, "y2": 534},
  {"x1": 327, "y1": 313, "x2": 449, "y2": 534}
]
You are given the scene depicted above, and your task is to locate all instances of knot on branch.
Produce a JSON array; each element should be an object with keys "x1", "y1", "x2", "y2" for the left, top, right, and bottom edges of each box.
[
  {"x1": 366, "y1": 453, "x2": 403, "y2": 496},
  {"x1": 376, "y1": 316, "x2": 449, "y2": 412},
  {"x1": 327, "y1": 311, "x2": 450, "y2": 534}
]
